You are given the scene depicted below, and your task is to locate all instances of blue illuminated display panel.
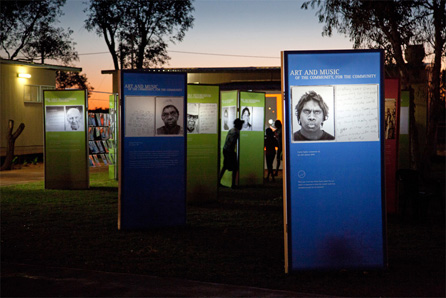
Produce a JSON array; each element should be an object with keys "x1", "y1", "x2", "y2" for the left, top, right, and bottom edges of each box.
[
  {"x1": 119, "y1": 71, "x2": 187, "y2": 229},
  {"x1": 283, "y1": 50, "x2": 386, "y2": 271}
]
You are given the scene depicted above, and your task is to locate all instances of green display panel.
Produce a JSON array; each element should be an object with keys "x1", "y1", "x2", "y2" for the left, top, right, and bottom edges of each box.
[
  {"x1": 220, "y1": 91, "x2": 239, "y2": 187},
  {"x1": 187, "y1": 85, "x2": 220, "y2": 202},
  {"x1": 239, "y1": 91, "x2": 266, "y2": 185},
  {"x1": 44, "y1": 90, "x2": 89, "y2": 189},
  {"x1": 109, "y1": 94, "x2": 118, "y2": 180}
]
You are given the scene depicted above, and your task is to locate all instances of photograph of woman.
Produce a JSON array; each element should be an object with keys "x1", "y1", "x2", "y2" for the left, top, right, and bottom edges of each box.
[{"x1": 241, "y1": 106, "x2": 252, "y2": 131}]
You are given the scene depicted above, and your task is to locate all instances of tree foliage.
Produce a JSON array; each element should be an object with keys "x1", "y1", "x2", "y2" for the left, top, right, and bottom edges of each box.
[
  {"x1": 56, "y1": 71, "x2": 94, "y2": 96},
  {"x1": 302, "y1": 0, "x2": 445, "y2": 82},
  {"x1": 84, "y1": 0, "x2": 194, "y2": 70},
  {"x1": 0, "y1": 0, "x2": 93, "y2": 96},
  {"x1": 0, "y1": 0, "x2": 77, "y2": 63},
  {"x1": 302, "y1": 0, "x2": 446, "y2": 174},
  {"x1": 22, "y1": 23, "x2": 78, "y2": 64}
]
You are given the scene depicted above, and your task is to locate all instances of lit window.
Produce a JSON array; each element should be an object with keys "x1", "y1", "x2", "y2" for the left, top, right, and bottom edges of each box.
[{"x1": 24, "y1": 85, "x2": 54, "y2": 103}]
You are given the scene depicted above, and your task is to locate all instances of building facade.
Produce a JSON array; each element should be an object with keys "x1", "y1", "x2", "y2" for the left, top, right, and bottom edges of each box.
[{"x1": 0, "y1": 59, "x2": 81, "y2": 157}]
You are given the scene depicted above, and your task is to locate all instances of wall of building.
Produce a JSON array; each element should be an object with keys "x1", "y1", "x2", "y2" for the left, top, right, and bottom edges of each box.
[
  {"x1": 107, "y1": 67, "x2": 282, "y2": 93},
  {"x1": 186, "y1": 69, "x2": 281, "y2": 86},
  {"x1": 1, "y1": 63, "x2": 56, "y2": 156}
]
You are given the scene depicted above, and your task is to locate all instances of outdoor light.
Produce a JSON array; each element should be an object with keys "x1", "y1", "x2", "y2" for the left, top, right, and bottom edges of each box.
[{"x1": 17, "y1": 73, "x2": 31, "y2": 78}]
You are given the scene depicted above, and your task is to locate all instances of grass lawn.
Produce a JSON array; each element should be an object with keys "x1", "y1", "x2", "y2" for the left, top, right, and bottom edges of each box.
[{"x1": 1, "y1": 170, "x2": 444, "y2": 297}]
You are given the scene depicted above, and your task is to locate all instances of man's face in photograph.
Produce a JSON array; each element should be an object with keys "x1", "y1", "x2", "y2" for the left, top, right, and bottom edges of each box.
[
  {"x1": 187, "y1": 114, "x2": 198, "y2": 131},
  {"x1": 162, "y1": 106, "x2": 179, "y2": 127},
  {"x1": 298, "y1": 100, "x2": 323, "y2": 134},
  {"x1": 67, "y1": 108, "x2": 81, "y2": 130}
]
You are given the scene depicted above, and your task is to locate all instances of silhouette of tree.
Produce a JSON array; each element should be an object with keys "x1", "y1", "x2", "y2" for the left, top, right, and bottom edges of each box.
[
  {"x1": 0, "y1": 0, "x2": 77, "y2": 62},
  {"x1": 302, "y1": 0, "x2": 445, "y2": 175},
  {"x1": 56, "y1": 71, "x2": 94, "y2": 97},
  {"x1": 22, "y1": 23, "x2": 78, "y2": 64},
  {"x1": 85, "y1": 0, "x2": 194, "y2": 70},
  {"x1": 0, "y1": 0, "x2": 92, "y2": 91}
]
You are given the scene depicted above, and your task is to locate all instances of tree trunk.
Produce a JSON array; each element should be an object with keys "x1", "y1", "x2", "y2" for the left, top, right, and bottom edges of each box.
[
  {"x1": 1, "y1": 120, "x2": 25, "y2": 171},
  {"x1": 420, "y1": 0, "x2": 446, "y2": 179},
  {"x1": 408, "y1": 87, "x2": 421, "y2": 171}
]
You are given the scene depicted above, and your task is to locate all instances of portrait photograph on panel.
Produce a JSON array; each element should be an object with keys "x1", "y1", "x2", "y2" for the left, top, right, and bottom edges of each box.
[
  {"x1": 221, "y1": 106, "x2": 236, "y2": 131},
  {"x1": 187, "y1": 103, "x2": 200, "y2": 134},
  {"x1": 65, "y1": 105, "x2": 84, "y2": 131},
  {"x1": 291, "y1": 86, "x2": 335, "y2": 142},
  {"x1": 156, "y1": 97, "x2": 184, "y2": 136},
  {"x1": 45, "y1": 106, "x2": 66, "y2": 132},
  {"x1": 124, "y1": 96, "x2": 156, "y2": 137},
  {"x1": 240, "y1": 106, "x2": 253, "y2": 131}
]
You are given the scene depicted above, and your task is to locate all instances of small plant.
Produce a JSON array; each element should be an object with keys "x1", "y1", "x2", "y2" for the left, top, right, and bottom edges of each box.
[
  {"x1": 11, "y1": 156, "x2": 20, "y2": 169},
  {"x1": 23, "y1": 159, "x2": 28, "y2": 167},
  {"x1": 32, "y1": 157, "x2": 38, "y2": 165}
]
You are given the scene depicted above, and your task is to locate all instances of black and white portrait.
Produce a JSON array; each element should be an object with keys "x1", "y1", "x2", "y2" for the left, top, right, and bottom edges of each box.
[
  {"x1": 222, "y1": 106, "x2": 236, "y2": 131},
  {"x1": 156, "y1": 97, "x2": 184, "y2": 136},
  {"x1": 291, "y1": 86, "x2": 335, "y2": 142},
  {"x1": 65, "y1": 106, "x2": 84, "y2": 131},
  {"x1": 187, "y1": 103, "x2": 199, "y2": 134},
  {"x1": 240, "y1": 106, "x2": 253, "y2": 131}
]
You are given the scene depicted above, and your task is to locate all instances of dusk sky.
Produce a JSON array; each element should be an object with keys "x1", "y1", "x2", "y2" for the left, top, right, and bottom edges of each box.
[{"x1": 60, "y1": 0, "x2": 353, "y2": 108}]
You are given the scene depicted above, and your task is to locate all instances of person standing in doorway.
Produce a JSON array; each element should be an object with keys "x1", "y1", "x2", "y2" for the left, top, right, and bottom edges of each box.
[
  {"x1": 265, "y1": 127, "x2": 278, "y2": 182},
  {"x1": 273, "y1": 119, "x2": 282, "y2": 176}
]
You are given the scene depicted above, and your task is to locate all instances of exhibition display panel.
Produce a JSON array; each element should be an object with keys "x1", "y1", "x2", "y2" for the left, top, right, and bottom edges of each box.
[
  {"x1": 108, "y1": 94, "x2": 119, "y2": 180},
  {"x1": 282, "y1": 50, "x2": 387, "y2": 271},
  {"x1": 43, "y1": 89, "x2": 89, "y2": 189},
  {"x1": 186, "y1": 84, "x2": 220, "y2": 202},
  {"x1": 238, "y1": 91, "x2": 265, "y2": 185},
  {"x1": 119, "y1": 71, "x2": 187, "y2": 229},
  {"x1": 384, "y1": 78, "x2": 400, "y2": 214}
]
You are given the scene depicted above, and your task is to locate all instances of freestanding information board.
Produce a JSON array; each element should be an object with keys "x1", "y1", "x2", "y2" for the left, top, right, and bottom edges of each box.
[
  {"x1": 43, "y1": 90, "x2": 89, "y2": 189},
  {"x1": 384, "y1": 78, "x2": 400, "y2": 214},
  {"x1": 282, "y1": 50, "x2": 386, "y2": 271},
  {"x1": 187, "y1": 84, "x2": 220, "y2": 202},
  {"x1": 109, "y1": 94, "x2": 119, "y2": 180},
  {"x1": 239, "y1": 91, "x2": 265, "y2": 185},
  {"x1": 119, "y1": 71, "x2": 187, "y2": 229}
]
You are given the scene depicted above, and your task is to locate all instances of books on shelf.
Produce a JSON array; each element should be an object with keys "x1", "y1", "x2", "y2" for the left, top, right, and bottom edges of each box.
[{"x1": 88, "y1": 112, "x2": 116, "y2": 167}]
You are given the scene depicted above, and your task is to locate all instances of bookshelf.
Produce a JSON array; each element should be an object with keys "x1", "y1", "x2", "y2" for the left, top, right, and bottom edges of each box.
[{"x1": 88, "y1": 113, "x2": 115, "y2": 167}]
